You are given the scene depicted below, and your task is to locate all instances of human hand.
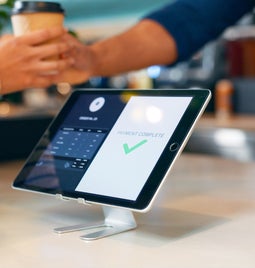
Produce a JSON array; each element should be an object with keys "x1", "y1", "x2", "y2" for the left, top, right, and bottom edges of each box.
[
  {"x1": 0, "y1": 27, "x2": 74, "y2": 94},
  {"x1": 51, "y1": 33, "x2": 94, "y2": 85},
  {"x1": 61, "y1": 33, "x2": 94, "y2": 71}
]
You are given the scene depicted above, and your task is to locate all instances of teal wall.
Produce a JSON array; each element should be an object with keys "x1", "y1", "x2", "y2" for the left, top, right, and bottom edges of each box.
[
  {"x1": 3, "y1": 1, "x2": 173, "y2": 33},
  {"x1": 49, "y1": 0, "x2": 172, "y2": 25}
]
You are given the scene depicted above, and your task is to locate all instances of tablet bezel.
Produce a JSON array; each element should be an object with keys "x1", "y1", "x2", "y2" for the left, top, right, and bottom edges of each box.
[{"x1": 13, "y1": 88, "x2": 211, "y2": 211}]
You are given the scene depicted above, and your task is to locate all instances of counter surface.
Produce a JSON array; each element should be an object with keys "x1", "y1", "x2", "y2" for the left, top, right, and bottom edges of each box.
[
  {"x1": 199, "y1": 114, "x2": 255, "y2": 130},
  {"x1": 1, "y1": 154, "x2": 255, "y2": 268}
]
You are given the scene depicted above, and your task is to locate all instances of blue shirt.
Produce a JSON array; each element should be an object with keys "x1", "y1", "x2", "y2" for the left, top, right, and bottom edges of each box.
[{"x1": 145, "y1": 0, "x2": 255, "y2": 63}]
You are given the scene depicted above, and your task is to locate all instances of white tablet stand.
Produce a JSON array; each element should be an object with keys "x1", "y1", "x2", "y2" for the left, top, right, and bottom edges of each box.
[{"x1": 54, "y1": 205, "x2": 137, "y2": 241}]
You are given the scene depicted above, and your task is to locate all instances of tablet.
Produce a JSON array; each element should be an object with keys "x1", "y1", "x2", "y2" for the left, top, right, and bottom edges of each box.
[{"x1": 13, "y1": 88, "x2": 211, "y2": 212}]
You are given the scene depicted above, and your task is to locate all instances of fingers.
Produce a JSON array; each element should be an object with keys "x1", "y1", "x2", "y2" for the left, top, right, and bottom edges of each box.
[
  {"x1": 61, "y1": 33, "x2": 83, "y2": 53},
  {"x1": 33, "y1": 41, "x2": 73, "y2": 60},
  {"x1": 30, "y1": 58, "x2": 75, "y2": 73},
  {"x1": 17, "y1": 26, "x2": 67, "y2": 46}
]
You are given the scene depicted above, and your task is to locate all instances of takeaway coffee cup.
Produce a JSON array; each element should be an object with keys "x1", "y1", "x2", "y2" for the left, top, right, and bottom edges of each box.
[
  {"x1": 11, "y1": 1, "x2": 84, "y2": 84},
  {"x1": 11, "y1": 1, "x2": 65, "y2": 36},
  {"x1": 11, "y1": 1, "x2": 65, "y2": 62}
]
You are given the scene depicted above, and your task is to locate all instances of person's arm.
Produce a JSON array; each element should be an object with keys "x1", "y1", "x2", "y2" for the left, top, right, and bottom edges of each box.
[
  {"x1": 88, "y1": 19, "x2": 177, "y2": 76},
  {"x1": 54, "y1": 0, "x2": 255, "y2": 85},
  {"x1": 53, "y1": 19, "x2": 177, "y2": 85},
  {"x1": 145, "y1": 0, "x2": 255, "y2": 62},
  {"x1": 0, "y1": 27, "x2": 73, "y2": 95}
]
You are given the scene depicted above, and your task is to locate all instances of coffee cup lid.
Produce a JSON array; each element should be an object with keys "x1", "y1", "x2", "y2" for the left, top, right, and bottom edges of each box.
[{"x1": 12, "y1": 1, "x2": 65, "y2": 14}]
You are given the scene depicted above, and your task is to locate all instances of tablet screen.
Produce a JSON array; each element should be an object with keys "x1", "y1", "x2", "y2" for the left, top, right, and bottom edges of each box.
[{"x1": 13, "y1": 89, "x2": 210, "y2": 211}]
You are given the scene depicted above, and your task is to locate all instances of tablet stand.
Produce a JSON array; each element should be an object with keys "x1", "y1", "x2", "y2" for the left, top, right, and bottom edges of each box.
[{"x1": 54, "y1": 206, "x2": 137, "y2": 241}]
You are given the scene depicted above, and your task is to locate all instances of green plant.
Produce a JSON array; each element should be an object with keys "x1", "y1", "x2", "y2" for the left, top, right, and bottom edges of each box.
[{"x1": 0, "y1": 0, "x2": 15, "y2": 33}]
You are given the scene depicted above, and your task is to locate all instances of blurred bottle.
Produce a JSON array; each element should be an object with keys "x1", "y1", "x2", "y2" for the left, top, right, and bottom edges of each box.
[{"x1": 215, "y1": 79, "x2": 234, "y2": 119}]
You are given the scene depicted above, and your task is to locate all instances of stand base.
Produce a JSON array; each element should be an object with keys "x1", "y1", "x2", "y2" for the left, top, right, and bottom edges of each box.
[{"x1": 54, "y1": 206, "x2": 137, "y2": 241}]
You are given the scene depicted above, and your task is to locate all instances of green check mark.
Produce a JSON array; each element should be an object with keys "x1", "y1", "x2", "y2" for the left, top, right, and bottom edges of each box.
[{"x1": 123, "y1": 139, "x2": 148, "y2": 155}]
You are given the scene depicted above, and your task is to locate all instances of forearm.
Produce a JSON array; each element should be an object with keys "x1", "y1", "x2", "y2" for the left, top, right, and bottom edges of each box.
[
  {"x1": 89, "y1": 19, "x2": 177, "y2": 77},
  {"x1": 146, "y1": 0, "x2": 255, "y2": 62}
]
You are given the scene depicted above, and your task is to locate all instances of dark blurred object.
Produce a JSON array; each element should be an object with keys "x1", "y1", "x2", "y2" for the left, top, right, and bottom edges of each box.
[
  {"x1": 223, "y1": 12, "x2": 255, "y2": 78},
  {"x1": 0, "y1": 113, "x2": 53, "y2": 160},
  {"x1": 226, "y1": 40, "x2": 243, "y2": 77},
  {"x1": 226, "y1": 38, "x2": 255, "y2": 77},
  {"x1": 232, "y1": 78, "x2": 255, "y2": 114}
]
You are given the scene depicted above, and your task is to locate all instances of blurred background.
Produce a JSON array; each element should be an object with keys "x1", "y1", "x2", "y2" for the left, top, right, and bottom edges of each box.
[{"x1": 1, "y1": 0, "x2": 255, "y2": 161}]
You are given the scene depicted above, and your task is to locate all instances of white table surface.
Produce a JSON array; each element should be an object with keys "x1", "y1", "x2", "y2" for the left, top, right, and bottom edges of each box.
[{"x1": 1, "y1": 153, "x2": 255, "y2": 268}]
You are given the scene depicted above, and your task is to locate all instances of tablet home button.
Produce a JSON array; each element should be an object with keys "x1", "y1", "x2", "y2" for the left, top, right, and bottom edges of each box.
[{"x1": 169, "y1": 142, "x2": 179, "y2": 152}]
